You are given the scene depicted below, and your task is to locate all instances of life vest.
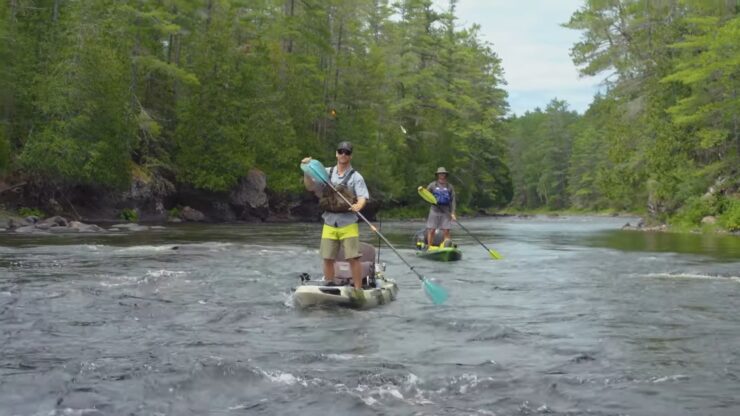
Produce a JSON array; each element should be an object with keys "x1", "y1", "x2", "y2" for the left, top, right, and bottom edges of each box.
[
  {"x1": 431, "y1": 182, "x2": 452, "y2": 206},
  {"x1": 319, "y1": 167, "x2": 357, "y2": 212}
]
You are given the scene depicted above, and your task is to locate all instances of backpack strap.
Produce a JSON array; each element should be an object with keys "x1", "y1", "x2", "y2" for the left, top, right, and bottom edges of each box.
[
  {"x1": 330, "y1": 166, "x2": 355, "y2": 186},
  {"x1": 339, "y1": 169, "x2": 355, "y2": 187}
]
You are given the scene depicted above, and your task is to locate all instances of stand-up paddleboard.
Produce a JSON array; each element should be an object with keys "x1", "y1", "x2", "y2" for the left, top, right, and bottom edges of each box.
[{"x1": 293, "y1": 242, "x2": 399, "y2": 309}]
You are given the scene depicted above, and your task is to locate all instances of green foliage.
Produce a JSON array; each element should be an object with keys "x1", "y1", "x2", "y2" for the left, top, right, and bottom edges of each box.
[
  {"x1": 0, "y1": 0, "x2": 518, "y2": 216},
  {"x1": 671, "y1": 196, "x2": 717, "y2": 228},
  {"x1": 0, "y1": 128, "x2": 9, "y2": 174},
  {"x1": 549, "y1": 0, "x2": 740, "y2": 231},
  {"x1": 168, "y1": 207, "x2": 181, "y2": 220},
  {"x1": 119, "y1": 208, "x2": 139, "y2": 223},
  {"x1": 18, "y1": 1, "x2": 134, "y2": 188},
  {"x1": 18, "y1": 207, "x2": 44, "y2": 219},
  {"x1": 506, "y1": 100, "x2": 579, "y2": 210},
  {"x1": 718, "y1": 198, "x2": 740, "y2": 232},
  {"x1": 3, "y1": 0, "x2": 736, "y2": 231}
]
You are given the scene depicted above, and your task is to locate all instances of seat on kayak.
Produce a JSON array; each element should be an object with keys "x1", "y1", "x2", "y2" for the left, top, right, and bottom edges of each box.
[
  {"x1": 334, "y1": 242, "x2": 376, "y2": 284},
  {"x1": 414, "y1": 228, "x2": 454, "y2": 249}
]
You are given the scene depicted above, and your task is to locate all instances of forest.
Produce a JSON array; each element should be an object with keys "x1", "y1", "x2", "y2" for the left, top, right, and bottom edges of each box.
[{"x1": 1, "y1": 1, "x2": 738, "y2": 230}]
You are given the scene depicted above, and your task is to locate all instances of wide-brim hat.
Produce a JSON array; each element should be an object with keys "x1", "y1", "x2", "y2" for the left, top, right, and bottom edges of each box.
[{"x1": 435, "y1": 167, "x2": 449, "y2": 175}]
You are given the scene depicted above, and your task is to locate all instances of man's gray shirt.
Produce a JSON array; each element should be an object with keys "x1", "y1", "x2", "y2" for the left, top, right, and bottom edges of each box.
[{"x1": 319, "y1": 165, "x2": 370, "y2": 228}]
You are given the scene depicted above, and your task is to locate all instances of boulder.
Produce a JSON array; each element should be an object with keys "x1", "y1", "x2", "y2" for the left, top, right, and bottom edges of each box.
[
  {"x1": 230, "y1": 169, "x2": 269, "y2": 221},
  {"x1": 181, "y1": 206, "x2": 205, "y2": 222},
  {"x1": 701, "y1": 216, "x2": 717, "y2": 225},
  {"x1": 68, "y1": 221, "x2": 104, "y2": 232},
  {"x1": 230, "y1": 169, "x2": 268, "y2": 209},
  {"x1": 37, "y1": 216, "x2": 69, "y2": 228}
]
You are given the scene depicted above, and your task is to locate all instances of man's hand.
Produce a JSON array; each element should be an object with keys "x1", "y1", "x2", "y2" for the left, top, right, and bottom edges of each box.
[
  {"x1": 300, "y1": 156, "x2": 312, "y2": 165},
  {"x1": 349, "y1": 202, "x2": 364, "y2": 212},
  {"x1": 451, "y1": 213, "x2": 457, "y2": 221}
]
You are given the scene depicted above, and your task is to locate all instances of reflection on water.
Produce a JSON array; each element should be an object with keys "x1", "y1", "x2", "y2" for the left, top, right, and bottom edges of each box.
[{"x1": 588, "y1": 228, "x2": 740, "y2": 260}]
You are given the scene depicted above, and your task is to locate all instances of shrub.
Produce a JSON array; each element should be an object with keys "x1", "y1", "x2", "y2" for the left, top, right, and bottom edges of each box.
[
  {"x1": 18, "y1": 207, "x2": 45, "y2": 219},
  {"x1": 718, "y1": 198, "x2": 740, "y2": 232},
  {"x1": 119, "y1": 208, "x2": 139, "y2": 223},
  {"x1": 168, "y1": 207, "x2": 181, "y2": 220}
]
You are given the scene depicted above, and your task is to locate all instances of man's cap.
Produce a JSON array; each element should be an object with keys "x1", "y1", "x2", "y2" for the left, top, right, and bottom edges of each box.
[
  {"x1": 337, "y1": 141, "x2": 353, "y2": 152},
  {"x1": 435, "y1": 167, "x2": 449, "y2": 174}
]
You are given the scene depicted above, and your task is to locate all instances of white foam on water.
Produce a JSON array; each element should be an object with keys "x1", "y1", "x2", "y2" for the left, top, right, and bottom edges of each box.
[
  {"x1": 260, "y1": 369, "x2": 308, "y2": 387},
  {"x1": 377, "y1": 385, "x2": 404, "y2": 400},
  {"x1": 98, "y1": 274, "x2": 140, "y2": 288},
  {"x1": 326, "y1": 353, "x2": 362, "y2": 361},
  {"x1": 651, "y1": 374, "x2": 690, "y2": 383},
  {"x1": 360, "y1": 396, "x2": 378, "y2": 406},
  {"x1": 116, "y1": 245, "x2": 178, "y2": 253},
  {"x1": 405, "y1": 373, "x2": 421, "y2": 387},
  {"x1": 283, "y1": 292, "x2": 296, "y2": 309},
  {"x1": 146, "y1": 270, "x2": 186, "y2": 278},
  {"x1": 643, "y1": 272, "x2": 740, "y2": 283},
  {"x1": 228, "y1": 399, "x2": 267, "y2": 411},
  {"x1": 48, "y1": 408, "x2": 101, "y2": 416},
  {"x1": 446, "y1": 373, "x2": 496, "y2": 395}
]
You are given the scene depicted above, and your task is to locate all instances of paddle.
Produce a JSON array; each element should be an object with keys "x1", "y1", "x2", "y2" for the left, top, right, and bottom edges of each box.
[
  {"x1": 417, "y1": 186, "x2": 503, "y2": 260},
  {"x1": 301, "y1": 159, "x2": 448, "y2": 305}
]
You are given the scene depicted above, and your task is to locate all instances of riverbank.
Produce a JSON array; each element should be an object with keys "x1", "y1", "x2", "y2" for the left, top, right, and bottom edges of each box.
[{"x1": 2, "y1": 196, "x2": 737, "y2": 237}]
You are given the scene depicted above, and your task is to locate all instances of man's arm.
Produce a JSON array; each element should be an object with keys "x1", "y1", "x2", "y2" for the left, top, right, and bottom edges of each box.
[
  {"x1": 350, "y1": 173, "x2": 370, "y2": 212},
  {"x1": 450, "y1": 185, "x2": 457, "y2": 219}
]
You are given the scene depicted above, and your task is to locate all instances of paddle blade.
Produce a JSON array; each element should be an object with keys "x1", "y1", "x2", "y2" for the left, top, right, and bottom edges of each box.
[
  {"x1": 488, "y1": 249, "x2": 503, "y2": 260},
  {"x1": 300, "y1": 159, "x2": 329, "y2": 183},
  {"x1": 418, "y1": 186, "x2": 438, "y2": 205},
  {"x1": 422, "y1": 278, "x2": 448, "y2": 305}
]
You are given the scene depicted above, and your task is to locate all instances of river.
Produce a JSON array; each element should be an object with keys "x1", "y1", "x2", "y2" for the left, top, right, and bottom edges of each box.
[{"x1": 1, "y1": 216, "x2": 739, "y2": 415}]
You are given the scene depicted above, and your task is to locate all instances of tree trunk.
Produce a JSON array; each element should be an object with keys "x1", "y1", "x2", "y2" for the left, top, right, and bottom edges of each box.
[
  {"x1": 333, "y1": 20, "x2": 343, "y2": 103},
  {"x1": 52, "y1": 0, "x2": 60, "y2": 22}
]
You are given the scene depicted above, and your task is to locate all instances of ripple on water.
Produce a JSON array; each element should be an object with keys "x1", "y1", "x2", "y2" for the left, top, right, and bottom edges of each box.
[{"x1": 1, "y1": 219, "x2": 739, "y2": 416}]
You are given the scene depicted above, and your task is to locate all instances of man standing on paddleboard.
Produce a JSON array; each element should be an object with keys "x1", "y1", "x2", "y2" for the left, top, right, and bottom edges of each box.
[
  {"x1": 425, "y1": 167, "x2": 457, "y2": 248},
  {"x1": 301, "y1": 141, "x2": 370, "y2": 292}
]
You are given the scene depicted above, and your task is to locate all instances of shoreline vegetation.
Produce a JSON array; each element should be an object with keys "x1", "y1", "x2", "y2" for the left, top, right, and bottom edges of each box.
[
  {"x1": 2, "y1": 2, "x2": 738, "y2": 236},
  {"x1": 2, "y1": 204, "x2": 737, "y2": 236}
]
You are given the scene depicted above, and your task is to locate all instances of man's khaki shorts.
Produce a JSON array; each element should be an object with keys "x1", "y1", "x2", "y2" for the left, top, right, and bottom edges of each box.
[{"x1": 320, "y1": 223, "x2": 360, "y2": 259}]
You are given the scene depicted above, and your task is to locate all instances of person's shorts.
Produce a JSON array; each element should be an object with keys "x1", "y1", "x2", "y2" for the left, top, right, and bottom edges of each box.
[
  {"x1": 320, "y1": 223, "x2": 360, "y2": 259},
  {"x1": 426, "y1": 211, "x2": 452, "y2": 230}
]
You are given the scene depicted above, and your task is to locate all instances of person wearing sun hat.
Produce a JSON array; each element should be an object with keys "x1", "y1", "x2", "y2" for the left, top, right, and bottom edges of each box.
[
  {"x1": 300, "y1": 141, "x2": 369, "y2": 291},
  {"x1": 424, "y1": 166, "x2": 457, "y2": 248}
]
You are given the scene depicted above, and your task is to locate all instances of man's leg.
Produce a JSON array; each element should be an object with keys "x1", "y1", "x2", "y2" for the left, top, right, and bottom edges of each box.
[
  {"x1": 426, "y1": 229, "x2": 435, "y2": 247},
  {"x1": 320, "y1": 224, "x2": 341, "y2": 284},
  {"x1": 338, "y1": 224, "x2": 361, "y2": 289},
  {"x1": 349, "y1": 257, "x2": 362, "y2": 289},
  {"x1": 323, "y1": 259, "x2": 336, "y2": 283},
  {"x1": 443, "y1": 228, "x2": 451, "y2": 241}
]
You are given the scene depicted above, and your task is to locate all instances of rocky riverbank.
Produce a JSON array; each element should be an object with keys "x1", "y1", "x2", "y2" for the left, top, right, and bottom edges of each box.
[{"x1": 0, "y1": 169, "x2": 373, "y2": 226}]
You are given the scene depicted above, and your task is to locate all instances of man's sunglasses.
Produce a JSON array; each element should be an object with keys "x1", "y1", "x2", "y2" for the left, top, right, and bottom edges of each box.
[{"x1": 337, "y1": 149, "x2": 352, "y2": 155}]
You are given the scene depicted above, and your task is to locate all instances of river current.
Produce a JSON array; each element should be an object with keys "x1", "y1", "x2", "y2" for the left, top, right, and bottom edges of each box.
[{"x1": 1, "y1": 216, "x2": 739, "y2": 415}]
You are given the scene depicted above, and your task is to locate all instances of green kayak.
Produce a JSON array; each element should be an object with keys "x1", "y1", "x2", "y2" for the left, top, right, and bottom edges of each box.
[{"x1": 415, "y1": 245, "x2": 463, "y2": 261}]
